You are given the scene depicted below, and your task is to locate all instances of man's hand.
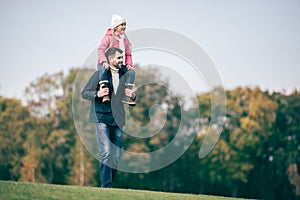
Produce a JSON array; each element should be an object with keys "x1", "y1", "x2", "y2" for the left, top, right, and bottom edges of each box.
[
  {"x1": 125, "y1": 87, "x2": 135, "y2": 98},
  {"x1": 97, "y1": 87, "x2": 109, "y2": 97}
]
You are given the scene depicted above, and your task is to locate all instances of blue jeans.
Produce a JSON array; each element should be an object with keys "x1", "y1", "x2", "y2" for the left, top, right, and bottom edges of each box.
[
  {"x1": 96, "y1": 122, "x2": 123, "y2": 188},
  {"x1": 98, "y1": 63, "x2": 135, "y2": 84}
]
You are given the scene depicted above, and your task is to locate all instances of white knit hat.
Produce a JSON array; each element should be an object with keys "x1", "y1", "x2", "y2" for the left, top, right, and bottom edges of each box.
[{"x1": 111, "y1": 14, "x2": 126, "y2": 29}]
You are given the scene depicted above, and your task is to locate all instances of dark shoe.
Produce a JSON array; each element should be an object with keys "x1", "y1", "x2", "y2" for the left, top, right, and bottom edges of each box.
[
  {"x1": 122, "y1": 96, "x2": 136, "y2": 106},
  {"x1": 103, "y1": 95, "x2": 110, "y2": 102},
  {"x1": 99, "y1": 80, "x2": 110, "y2": 102}
]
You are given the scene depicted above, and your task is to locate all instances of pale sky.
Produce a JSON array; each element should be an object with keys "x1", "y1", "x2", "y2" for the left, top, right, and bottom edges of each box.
[{"x1": 0, "y1": 0, "x2": 299, "y2": 99}]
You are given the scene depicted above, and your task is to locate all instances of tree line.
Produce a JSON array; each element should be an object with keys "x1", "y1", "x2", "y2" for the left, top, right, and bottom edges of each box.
[{"x1": 0, "y1": 67, "x2": 299, "y2": 200}]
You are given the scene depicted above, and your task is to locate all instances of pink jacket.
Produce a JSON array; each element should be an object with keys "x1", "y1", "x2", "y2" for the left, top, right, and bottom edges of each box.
[{"x1": 97, "y1": 28, "x2": 133, "y2": 66}]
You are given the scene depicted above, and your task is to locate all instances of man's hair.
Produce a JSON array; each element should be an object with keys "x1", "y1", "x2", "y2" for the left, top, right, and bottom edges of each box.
[{"x1": 105, "y1": 47, "x2": 123, "y2": 62}]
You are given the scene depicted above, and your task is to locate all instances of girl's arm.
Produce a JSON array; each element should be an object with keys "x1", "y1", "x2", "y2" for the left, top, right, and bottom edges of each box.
[
  {"x1": 124, "y1": 38, "x2": 133, "y2": 66},
  {"x1": 98, "y1": 36, "x2": 111, "y2": 64}
]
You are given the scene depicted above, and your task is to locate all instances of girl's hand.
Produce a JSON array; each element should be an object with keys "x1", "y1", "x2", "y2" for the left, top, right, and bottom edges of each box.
[
  {"x1": 103, "y1": 62, "x2": 110, "y2": 70},
  {"x1": 126, "y1": 64, "x2": 134, "y2": 70}
]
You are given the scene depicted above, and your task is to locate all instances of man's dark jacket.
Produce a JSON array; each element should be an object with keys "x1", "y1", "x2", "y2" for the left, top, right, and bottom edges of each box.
[{"x1": 81, "y1": 69, "x2": 128, "y2": 127}]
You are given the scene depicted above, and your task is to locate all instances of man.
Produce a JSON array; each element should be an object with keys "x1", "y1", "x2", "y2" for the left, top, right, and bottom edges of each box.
[{"x1": 81, "y1": 47, "x2": 136, "y2": 188}]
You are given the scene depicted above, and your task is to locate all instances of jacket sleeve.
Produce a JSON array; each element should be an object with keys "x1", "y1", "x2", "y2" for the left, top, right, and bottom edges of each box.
[
  {"x1": 124, "y1": 38, "x2": 133, "y2": 66},
  {"x1": 81, "y1": 71, "x2": 102, "y2": 101},
  {"x1": 98, "y1": 36, "x2": 111, "y2": 64}
]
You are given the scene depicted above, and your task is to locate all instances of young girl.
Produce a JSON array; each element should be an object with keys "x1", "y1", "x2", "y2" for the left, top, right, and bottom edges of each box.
[{"x1": 97, "y1": 14, "x2": 136, "y2": 106}]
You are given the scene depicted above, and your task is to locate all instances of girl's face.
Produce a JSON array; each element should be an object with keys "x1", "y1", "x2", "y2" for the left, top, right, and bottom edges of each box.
[{"x1": 114, "y1": 22, "x2": 126, "y2": 34}]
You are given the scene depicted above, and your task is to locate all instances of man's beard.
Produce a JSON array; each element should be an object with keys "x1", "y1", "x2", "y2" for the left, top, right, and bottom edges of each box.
[{"x1": 116, "y1": 62, "x2": 123, "y2": 68}]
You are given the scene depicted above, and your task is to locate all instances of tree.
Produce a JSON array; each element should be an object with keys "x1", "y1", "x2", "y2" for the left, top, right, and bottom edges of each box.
[
  {"x1": 268, "y1": 90, "x2": 300, "y2": 199},
  {"x1": 24, "y1": 72, "x2": 64, "y2": 118},
  {"x1": 68, "y1": 134, "x2": 97, "y2": 186},
  {"x1": 2, "y1": 66, "x2": 299, "y2": 199},
  {"x1": 22, "y1": 69, "x2": 93, "y2": 184},
  {"x1": 0, "y1": 97, "x2": 33, "y2": 180}
]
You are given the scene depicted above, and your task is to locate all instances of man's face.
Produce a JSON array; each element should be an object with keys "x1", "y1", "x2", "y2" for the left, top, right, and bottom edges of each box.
[{"x1": 109, "y1": 51, "x2": 123, "y2": 68}]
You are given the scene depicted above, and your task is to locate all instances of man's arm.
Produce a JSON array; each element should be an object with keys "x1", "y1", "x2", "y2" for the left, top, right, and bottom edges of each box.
[{"x1": 81, "y1": 71, "x2": 101, "y2": 100}]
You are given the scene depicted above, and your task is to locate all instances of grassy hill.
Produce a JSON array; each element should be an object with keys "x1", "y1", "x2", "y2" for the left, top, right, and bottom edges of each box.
[{"x1": 0, "y1": 181, "x2": 254, "y2": 200}]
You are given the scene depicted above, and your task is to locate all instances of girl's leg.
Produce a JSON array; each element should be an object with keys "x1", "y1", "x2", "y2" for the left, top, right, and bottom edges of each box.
[
  {"x1": 120, "y1": 66, "x2": 136, "y2": 106},
  {"x1": 120, "y1": 66, "x2": 135, "y2": 84}
]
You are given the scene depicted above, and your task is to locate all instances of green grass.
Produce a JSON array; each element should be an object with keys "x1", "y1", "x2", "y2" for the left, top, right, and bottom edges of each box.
[{"x1": 0, "y1": 181, "x2": 253, "y2": 200}]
